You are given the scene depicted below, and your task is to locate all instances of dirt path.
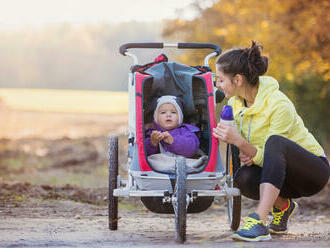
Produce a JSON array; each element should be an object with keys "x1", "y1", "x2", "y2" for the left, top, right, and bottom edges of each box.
[
  {"x1": 1, "y1": 199, "x2": 330, "y2": 247},
  {"x1": 0, "y1": 183, "x2": 329, "y2": 247}
]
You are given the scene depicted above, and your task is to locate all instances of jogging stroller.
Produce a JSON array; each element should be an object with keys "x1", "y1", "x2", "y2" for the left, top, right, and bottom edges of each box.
[{"x1": 108, "y1": 42, "x2": 241, "y2": 243}]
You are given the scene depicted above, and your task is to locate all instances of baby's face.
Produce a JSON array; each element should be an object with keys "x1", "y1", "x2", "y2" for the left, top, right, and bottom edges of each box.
[{"x1": 157, "y1": 103, "x2": 179, "y2": 131}]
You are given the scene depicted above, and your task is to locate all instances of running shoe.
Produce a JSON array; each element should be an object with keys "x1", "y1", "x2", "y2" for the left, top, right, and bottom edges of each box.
[
  {"x1": 232, "y1": 213, "x2": 271, "y2": 242},
  {"x1": 269, "y1": 199, "x2": 298, "y2": 234}
]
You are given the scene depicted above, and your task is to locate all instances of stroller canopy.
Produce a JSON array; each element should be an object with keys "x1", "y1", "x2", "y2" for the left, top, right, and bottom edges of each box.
[{"x1": 144, "y1": 62, "x2": 201, "y2": 117}]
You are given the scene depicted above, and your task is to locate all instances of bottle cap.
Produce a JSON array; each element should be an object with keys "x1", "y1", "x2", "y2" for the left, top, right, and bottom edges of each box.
[{"x1": 221, "y1": 105, "x2": 234, "y2": 121}]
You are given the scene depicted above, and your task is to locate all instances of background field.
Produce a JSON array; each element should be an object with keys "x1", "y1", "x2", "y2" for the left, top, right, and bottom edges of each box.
[
  {"x1": 0, "y1": 88, "x2": 129, "y2": 187},
  {"x1": 0, "y1": 88, "x2": 128, "y2": 114}
]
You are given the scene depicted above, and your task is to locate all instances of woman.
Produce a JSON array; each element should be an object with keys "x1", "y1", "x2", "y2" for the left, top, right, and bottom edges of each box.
[{"x1": 213, "y1": 41, "x2": 329, "y2": 242}]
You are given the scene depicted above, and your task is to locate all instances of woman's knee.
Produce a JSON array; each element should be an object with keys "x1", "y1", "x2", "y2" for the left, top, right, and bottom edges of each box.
[
  {"x1": 234, "y1": 166, "x2": 254, "y2": 188},
  {"x1": 234, "y1": 165, "x2": 261, "y2": 188},
  {"x1": 234, "y1": 166, "x2": 261, "y2": 200}
]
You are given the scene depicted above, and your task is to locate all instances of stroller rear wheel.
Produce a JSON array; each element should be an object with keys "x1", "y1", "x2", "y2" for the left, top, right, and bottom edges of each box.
[
  {"x1": 174, "y1": 157, "x2": 187, "y2": 244},
  {"x1": 226, "y1": 144, "x2": 241, "y2": 231},
  {"x1": 108, "y1": 136, "x2": 119, "y2": 230}
]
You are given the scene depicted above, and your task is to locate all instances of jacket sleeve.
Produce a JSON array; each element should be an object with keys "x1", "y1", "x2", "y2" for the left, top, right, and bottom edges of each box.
[
  {"x1": 145, "y1": 137, "x2": 159, "y2": 156},
  {"x1": 145, "y1": 128, "x2": 159, "y2": 156},
  {"x1": 253, "y1": 102, "x2": 295, "y2": 166},
  {"x1": 163, "y1": 129, "x2": 200, "y2": 158}
]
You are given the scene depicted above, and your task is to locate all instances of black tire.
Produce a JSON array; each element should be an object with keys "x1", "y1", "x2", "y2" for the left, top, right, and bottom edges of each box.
[
  {"x1": 174, "y1": 157, "x2": 187, "y2": 243},
  {"x1": 108, "y1": 136, "x2": 119, "y2": 230},
  {"x1": 140, "y1": 196, "x2": 213, "y2": 214},
  {"x1": 226, "y1": 144, "x2": 241, "y2": 231}
]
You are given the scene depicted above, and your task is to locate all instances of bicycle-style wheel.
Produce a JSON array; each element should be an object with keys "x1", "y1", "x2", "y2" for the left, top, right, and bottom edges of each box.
[
  {"x1": 108, "y1": 136, "x2": 119, "y2": 230},
  {"x1": 226, "y1": 144, "x2": 241, "y2": 231},
  {"x1": 173, "y1": 157, "x2": 187, "y2": 243}
]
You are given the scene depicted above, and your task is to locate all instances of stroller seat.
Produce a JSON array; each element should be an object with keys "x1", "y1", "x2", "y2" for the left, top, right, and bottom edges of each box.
[{"x1": 147, "y1": 151, "x2": 208, "y2": 174}]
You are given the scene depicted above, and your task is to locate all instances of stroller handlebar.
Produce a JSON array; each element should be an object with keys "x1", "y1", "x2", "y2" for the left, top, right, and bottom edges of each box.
[
  {"x1": 177, "y1": 43, "x2": 221, "y2": 55},
  {"x1": 119, "y1": 42, "x2": 222, "y2": 56}
]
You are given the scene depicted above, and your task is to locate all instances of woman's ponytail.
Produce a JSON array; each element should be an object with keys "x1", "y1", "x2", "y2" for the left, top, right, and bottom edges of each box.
[{"x1": 216, "y1": 40, "x2": 268, "y2": 86}]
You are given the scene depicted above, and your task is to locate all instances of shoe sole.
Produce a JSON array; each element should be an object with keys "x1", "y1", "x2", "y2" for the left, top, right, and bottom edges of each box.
[
  {"x1": 269, "y1": 201, "x2": 298, "y2": 234},
  {"x1": 232, "y1": 233, "x2": 271, "y2": 242}
]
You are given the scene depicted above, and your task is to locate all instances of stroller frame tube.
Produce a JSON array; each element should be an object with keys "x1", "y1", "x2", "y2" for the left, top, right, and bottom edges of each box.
[{"x1": 113, "y1": 173, "x2": 240, "y2": 198}]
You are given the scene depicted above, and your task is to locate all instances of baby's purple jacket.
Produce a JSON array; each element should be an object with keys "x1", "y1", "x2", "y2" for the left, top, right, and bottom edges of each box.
[{"x1": 145, "y1": 122, "x2": 200, "y2": 158}]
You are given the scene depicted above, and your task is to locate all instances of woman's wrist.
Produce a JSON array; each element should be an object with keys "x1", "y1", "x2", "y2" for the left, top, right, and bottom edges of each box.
[
  {"x1": 236, "y1": 136, "x2": 257, "y2": 158},
  {"x1": 235, "y1": 136, "x2": 245, "y2": 149}
]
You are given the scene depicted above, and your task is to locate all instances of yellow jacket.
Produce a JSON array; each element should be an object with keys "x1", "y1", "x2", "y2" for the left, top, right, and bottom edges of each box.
[{"x1": 228, "y1": 76, "x2": 325, "y2": 166}]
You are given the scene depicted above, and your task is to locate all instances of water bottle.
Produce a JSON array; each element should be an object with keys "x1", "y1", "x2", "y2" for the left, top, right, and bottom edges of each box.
[{"x1": 220, "y1": 105, "x2": 234, "y2": 126}]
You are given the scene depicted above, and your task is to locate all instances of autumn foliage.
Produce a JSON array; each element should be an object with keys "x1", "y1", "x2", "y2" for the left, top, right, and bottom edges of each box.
[{"x1": 163, "y1": 0, "x2": 330, "y2": 147}]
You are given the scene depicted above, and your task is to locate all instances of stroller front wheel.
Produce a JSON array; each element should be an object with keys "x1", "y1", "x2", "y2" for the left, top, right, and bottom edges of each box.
[{"x1": 173, "y1": 157, "x2": 187, "y2": 243}]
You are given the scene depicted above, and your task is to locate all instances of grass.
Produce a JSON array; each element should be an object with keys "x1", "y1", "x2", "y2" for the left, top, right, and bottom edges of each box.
[{"x1": 0, "y1": 88, "x2": 129, "y2": 114}]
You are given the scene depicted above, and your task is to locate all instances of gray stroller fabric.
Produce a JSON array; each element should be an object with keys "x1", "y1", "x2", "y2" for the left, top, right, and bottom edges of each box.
[
  {"x1": 145, "y1": 62, "x2": 200, "y2": 117},
  {"x1": 147, "y1": 152, "x2": 208, "y2": 174}
]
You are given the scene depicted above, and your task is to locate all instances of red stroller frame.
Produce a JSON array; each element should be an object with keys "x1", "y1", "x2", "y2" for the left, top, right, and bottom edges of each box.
[{"x1": 135, "y1": 72, "x2": 218, "y2": 172}]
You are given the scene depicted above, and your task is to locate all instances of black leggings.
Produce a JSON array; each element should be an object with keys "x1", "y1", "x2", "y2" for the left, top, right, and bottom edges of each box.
[{"x1": 234, "y1": 135, "x2": 330, "y2": 200}]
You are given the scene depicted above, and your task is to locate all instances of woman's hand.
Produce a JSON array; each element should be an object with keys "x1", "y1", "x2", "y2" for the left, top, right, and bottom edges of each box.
[
  {"x1": 239, "y1": 153, "x2": 254, "y2": 166},
  {"x1": 213, "y1": 122, "x2": 258, "y2": 160},
  {"x1": 212, "y1": 123, "x2": 242, "y2": 146},
  {"x1": 150, "y1": 131, "x2": 164, "y2": 146},
  {"x1": 163, "y1": 132, "x2": 174, "y2": 144}
]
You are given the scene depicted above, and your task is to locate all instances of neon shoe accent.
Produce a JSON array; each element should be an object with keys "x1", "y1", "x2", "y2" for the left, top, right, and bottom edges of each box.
[{"x1": 280, "y1": 200, "x2": 289, "y2": 211}]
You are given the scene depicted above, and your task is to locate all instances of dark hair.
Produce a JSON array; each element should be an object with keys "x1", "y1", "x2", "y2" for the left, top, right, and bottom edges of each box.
[{"x1": 216, "y1": 40, "x2": 268, "y2": 86}]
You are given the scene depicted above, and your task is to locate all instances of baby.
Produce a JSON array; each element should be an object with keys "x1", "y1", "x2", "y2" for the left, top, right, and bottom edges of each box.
[{"x1": 145, "y1": 95, "x2": 200, "y2": 158}]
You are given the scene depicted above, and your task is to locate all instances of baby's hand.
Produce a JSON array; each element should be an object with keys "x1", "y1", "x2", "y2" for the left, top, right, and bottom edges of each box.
[
  {"x1": 150, "y1": 131, "x2": 165, "y2": 146},
  {"x1": 163, "y1": 132, "x2": 174, "y2": 144}
]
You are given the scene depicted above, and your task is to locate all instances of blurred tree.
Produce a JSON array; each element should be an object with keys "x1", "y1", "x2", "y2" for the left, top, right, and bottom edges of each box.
[
  {"x1": 282, "y1": 76, "x2": 330, "y2": 146},
  {"x1": 0, "y1": 21, "x2": 162, "y2": 91},
  {"x1": 163, "y1": 0, "x2": 330, "y2": 148}
]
